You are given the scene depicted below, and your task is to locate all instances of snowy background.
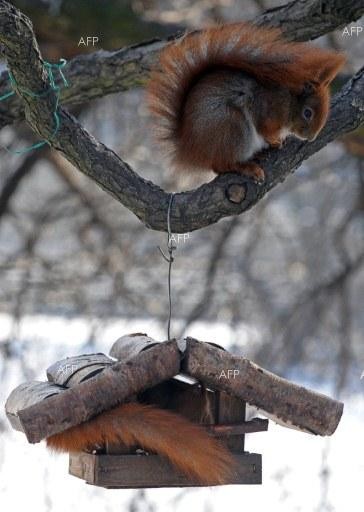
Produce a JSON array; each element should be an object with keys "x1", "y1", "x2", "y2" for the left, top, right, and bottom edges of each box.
[
  {"x1": 1, "y1": 1, "x2": 363, "y2": 511},
  {"x1": 1, "y1": 315, "x2": 363, "y2": 512}
]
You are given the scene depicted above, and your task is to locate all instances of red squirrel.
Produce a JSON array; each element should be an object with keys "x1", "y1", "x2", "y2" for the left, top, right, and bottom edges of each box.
[
  {"x1": 46, "y1": 402, "x2": 234, "y2": 485},
  {"x1": 147, "y1": 22, "x2": 345, "y2": 182}
]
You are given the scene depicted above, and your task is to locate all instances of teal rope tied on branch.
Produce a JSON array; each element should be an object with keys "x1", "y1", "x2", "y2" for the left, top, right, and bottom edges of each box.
[{"x1": 0, "y1": 58, "x2": 69, "y2": 155}]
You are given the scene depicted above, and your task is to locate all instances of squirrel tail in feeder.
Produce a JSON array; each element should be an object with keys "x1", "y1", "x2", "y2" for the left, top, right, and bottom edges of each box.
[{"x1": 46, "y1": 402, "x2": 235, "y2": 485}]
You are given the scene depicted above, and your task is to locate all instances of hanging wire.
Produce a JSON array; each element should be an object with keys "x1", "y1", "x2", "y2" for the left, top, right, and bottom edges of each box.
[{"x1": 158, "y1": 193, "x2": 176, "y2": 340}]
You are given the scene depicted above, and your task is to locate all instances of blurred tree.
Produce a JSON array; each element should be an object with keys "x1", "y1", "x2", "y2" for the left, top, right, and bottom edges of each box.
[{"x1": 12, "y1": 0, "x2": 182, "y2": 59}]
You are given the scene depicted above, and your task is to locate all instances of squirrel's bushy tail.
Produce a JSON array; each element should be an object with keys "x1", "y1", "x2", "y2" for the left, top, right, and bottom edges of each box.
[
  {"x1": 46, "y1": 402, "x2": 235, "y2": 485},
  {"x1": 147, "y1": 22, "x2": 345, "y2": 153}
]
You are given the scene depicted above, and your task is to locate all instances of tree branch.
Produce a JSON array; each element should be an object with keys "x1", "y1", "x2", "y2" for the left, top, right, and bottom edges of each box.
[
  {"x1": 0, "y1": 147, "x2": 47, "y2": 219},
  {"x1": 0, "y1": 0, "x2": 363, "y2": 233},
  {"x1": 0, "y1": 0, "x2": 363, "y2": 130},
  {"x1": 256, "y1": 0, "x2": 364, "y2": 41}
]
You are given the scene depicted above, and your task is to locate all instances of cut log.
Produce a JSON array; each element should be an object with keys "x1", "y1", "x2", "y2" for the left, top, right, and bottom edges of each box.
[
  {"x1": 109, "y1": 333, "x2": 160, "y2": 361},
  {"x1": 47, "y1": 353, "x2": 114, "y2": 386},
  {"x1": 5, "y1": 381, "x2": 64, "y2": 432},
  {"x1": 10, "y1": 339, "x2": 180, "y2": 443},
  {"x1": 182, "y1": 338, "x2": 343, "y2": 436}
]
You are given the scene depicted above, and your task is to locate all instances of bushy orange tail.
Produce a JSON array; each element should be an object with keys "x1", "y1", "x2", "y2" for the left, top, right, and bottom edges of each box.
[
  {"x1": 46, "y1": 402, "x2": 235, "y2": 485},
  {"x1": 147, "y1": 22, "x2": 345, "y2": 149}
]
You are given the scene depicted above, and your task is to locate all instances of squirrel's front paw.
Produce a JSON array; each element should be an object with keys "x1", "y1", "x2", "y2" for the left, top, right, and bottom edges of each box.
[{"x1": 235, "y1": 162, "x2": 265, "y2": 184}]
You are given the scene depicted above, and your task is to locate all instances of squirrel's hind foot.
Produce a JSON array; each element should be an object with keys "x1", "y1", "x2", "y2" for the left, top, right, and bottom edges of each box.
[
  {"x1": 225, "y1": 162, "x2": 265, "y2": 184},
  {"x1": 213, "y1": 162, "x2": 265, "y2": 183}
]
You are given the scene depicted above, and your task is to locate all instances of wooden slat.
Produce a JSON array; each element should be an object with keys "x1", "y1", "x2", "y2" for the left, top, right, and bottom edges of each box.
[
  {"x1": 206, "y1": 418, "x2": 269, "y2": 436},
  {"x1": 140, "y1": 379, "x2": 218, "y2": 427},
  {"x1": 217, "y1": 391, "x2": 246, "y2": 451},
  {"x1": 69, "y1": 452, "x2": 96, "y2": 483},
  {"x1": 170, "y1": 384, "x2": 217, "y2": 424},
  {"x1": 47, "y1": 353, "x2": 114, "y2": 386},
  {"x1": 183, "y1": 337, "x2": 343, "y2": 436},
  {"x1": 69, "y1": 452, "x2": 262, "y2": 488},
  {"x1": 14, "y1": 339, "x2": 180, "y2": 443}
]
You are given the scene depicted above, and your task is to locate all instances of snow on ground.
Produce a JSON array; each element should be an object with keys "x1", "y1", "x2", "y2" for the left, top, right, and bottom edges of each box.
[{"x1": 0, "y1": 314, "x2": 363, "y2": 512}]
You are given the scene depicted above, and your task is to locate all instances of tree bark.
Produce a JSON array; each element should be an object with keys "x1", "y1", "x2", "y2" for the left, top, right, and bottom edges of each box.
[
  {"x1": 182, "y1": 338, "x2": 343, "y2": 436},
  {"x1": 1, "y1": 0, "x2": 363, "y2": 130},
  {"x1": 0, "y1": 0, "x2": 363, "y2": 233},
  {"x1": 6, "y1": 340, "x2": 180, "y2": 443}
]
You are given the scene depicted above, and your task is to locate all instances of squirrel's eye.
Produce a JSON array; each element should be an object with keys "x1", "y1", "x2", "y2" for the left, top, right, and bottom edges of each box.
[{"x1": 302, "y1": 107, "x2": 314, "y2": 121}]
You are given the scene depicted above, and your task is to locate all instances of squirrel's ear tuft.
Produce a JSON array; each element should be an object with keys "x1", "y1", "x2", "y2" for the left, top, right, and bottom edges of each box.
[
  {"x1": 302, "y1": 81, "x2": 317, "y2": 95},
  {"x1": 316, "y1": 53, "x2": 346, "y2": 86}
]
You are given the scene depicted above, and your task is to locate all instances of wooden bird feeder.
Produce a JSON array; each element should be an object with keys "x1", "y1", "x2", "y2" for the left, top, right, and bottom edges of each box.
[{"x1": 5, "y1": 334, "x2": 343, "y2": 488}]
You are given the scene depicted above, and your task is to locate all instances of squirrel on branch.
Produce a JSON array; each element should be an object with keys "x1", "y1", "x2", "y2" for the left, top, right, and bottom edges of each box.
[
  {"x1": 46, "y1": 401, "x2": 235, "y2": 485},
  {"x1": 147, "y1": 22, "x2": 345, "y2": 182}
]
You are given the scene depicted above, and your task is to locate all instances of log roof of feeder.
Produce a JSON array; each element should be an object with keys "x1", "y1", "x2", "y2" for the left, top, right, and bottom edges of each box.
[{"x1": 5, "y1": 334, "x2": 343, "y2": 444}]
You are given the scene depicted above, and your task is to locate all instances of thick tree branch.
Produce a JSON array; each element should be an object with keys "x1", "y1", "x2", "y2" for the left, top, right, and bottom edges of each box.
[
  {"x1": 256, "y1": 0, "x2": 364, "y2": 40},
  {"x1": 0, "y1": 0, "x2": 363, "y2": 233},
  {"x1": 0, "y1": 0, "x2": 363, "y2": 130}
]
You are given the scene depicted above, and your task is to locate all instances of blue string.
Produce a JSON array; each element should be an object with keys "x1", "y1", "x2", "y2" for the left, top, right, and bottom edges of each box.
[{"x1": 0, "y1": 59, "x2": 69, "y2": 155}]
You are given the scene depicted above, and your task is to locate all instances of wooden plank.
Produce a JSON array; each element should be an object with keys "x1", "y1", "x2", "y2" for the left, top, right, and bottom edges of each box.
[
  {"x1": 139, "y1": 378, "x2": 218, "y2": 424},
  {"x1": 206, "y1": 418, "x2": 269, "y2": 436},
  {"x1": 183, "y1": 338, "x2": 343, "y2": 436},
  {"x1": 5, "y1": 381, "x2": 64, "y2": 432},
  {"x1": 69, "y1": 452, "x2": 96, "y2": 483},
  {"x1": 109, "y1": 333, "x2": 160, "y2": 361},
  {"x1": 170, "y1": 384, "x2": 217, "y2": 424},
  {"x1": 141, "y1": 378, "x2": 222, "y2": 426},
  {"x1": 15, "y1": 339, "x2": 180, "y2": 443},
  {"x1": 139, "y1": 378, "x2": 192, "y2": 411},
  {"x1": 47, "y1": 353, "x2": 114, "y2": 386},
  {"x1": 217, "y1": 391, "x2": 246, "y2": 451},
  {"x1": 69, "y1": 452, "x2": 262, "y2": 488}
]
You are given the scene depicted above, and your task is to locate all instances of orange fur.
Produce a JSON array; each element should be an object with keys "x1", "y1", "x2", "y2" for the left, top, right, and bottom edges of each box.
[
  {"x1": 46, "y1": 402, "x2": 235, "y2": 485},
  {"x1": 147, "y1": 22, "x2": 345, "y2": 176}
]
